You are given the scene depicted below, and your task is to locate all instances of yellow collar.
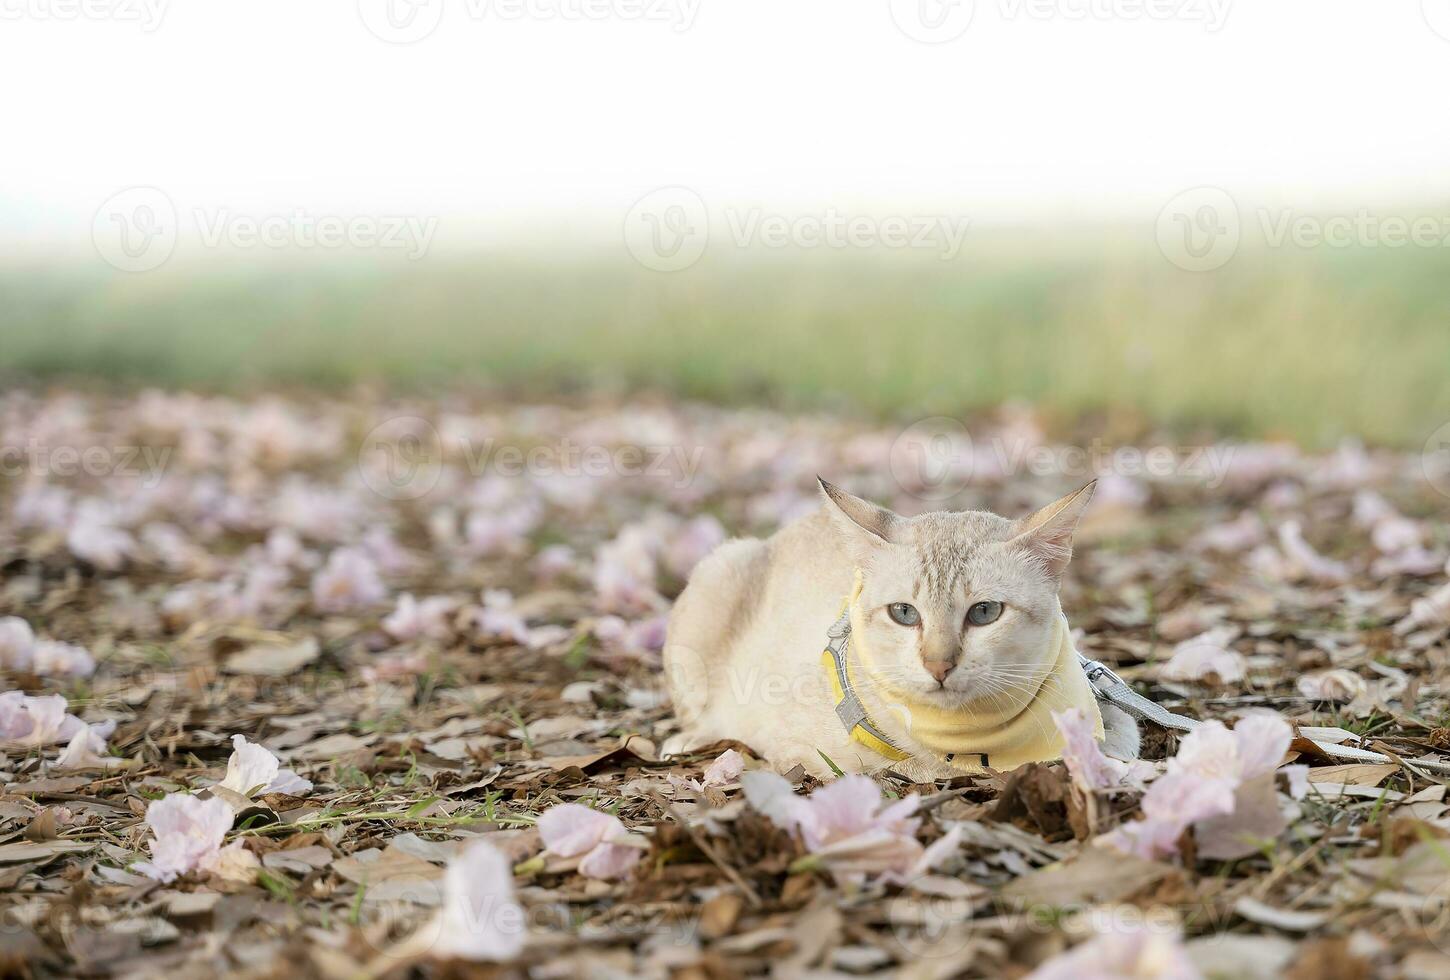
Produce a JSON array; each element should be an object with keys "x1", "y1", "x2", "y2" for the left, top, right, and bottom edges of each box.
[{"x1": 822, "y1": 570, "x2": 1103, "y2": 771}]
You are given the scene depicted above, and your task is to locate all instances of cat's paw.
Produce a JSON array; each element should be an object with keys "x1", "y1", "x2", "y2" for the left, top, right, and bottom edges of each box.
[
  {"x1": 661, "y1": 732, "x2": 713, "y2": 760},
  {"x1": 1100, "y1": 703, "x2": 1141, "y2": 761},
  {"x1": 660, "y1": 734, "x2": 691, "y2": 759}
]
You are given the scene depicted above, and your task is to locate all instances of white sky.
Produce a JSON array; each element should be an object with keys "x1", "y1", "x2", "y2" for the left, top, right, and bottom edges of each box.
[{"x1": 3, "y1": 0, "x2": 1449, "y2": 249}]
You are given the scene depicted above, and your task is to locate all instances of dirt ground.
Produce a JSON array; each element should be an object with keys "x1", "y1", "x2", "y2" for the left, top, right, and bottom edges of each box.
[{"x1": 2, "y1": 391, "x2": 1449, "y2": 979}]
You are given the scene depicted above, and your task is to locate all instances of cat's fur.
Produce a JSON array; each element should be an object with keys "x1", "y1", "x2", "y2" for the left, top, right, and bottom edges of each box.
[{"x1": 662, "y1": 480, "x2": 1139, "y2": 779}]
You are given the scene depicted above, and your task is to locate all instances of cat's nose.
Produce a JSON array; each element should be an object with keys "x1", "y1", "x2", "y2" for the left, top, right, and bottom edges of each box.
[{"x1": 923, "y1": 660, "x2": 953, "y2": 684}]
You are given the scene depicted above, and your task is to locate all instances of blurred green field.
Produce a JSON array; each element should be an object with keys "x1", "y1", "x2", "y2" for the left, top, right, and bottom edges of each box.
[{"x1": 4, "y1": 226, "x2": 1448, "y2": 447}]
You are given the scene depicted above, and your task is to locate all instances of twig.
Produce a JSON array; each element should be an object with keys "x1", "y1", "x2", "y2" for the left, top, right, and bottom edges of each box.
[
  {"x1": 651, "y1": 793, "x2": 762, "y2": 908},
  {"x1": 1245, "y1": 832, "x2": 1336, "y2": 901},
  {"x1": 917, "y1": 786, "x2": 974, "y2": 814}
]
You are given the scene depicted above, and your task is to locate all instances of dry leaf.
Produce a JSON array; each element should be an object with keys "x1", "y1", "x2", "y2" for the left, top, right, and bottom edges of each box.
[
  {"x1": 1001, "y1": 845, "x2": 1175, "y2": 907},
  {"x1": 1306, "y1": 764, "x2": 1398, "y2": 786},
  {"x1": 225, "y1": 637, "x2": 320, "y2": 675},
  {"x1": 0, "y1": 840, "x2": 95, "y2": 863}
]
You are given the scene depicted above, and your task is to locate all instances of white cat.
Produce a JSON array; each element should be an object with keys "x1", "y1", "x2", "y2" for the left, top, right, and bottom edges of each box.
[{"x1": 662, "y1": 480, "x2": 1139, "y2": 779}]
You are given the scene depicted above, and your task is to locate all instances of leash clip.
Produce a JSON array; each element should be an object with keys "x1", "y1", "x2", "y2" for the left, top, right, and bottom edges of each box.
[{"x1": 1078, "y1": 656, "x2": 1123, "y2": 689}]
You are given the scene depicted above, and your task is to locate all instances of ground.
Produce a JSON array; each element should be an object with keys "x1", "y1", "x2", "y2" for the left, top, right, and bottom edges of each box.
[{"x1": 1, "y1": 390, "x2": 1449, "y2": 979}]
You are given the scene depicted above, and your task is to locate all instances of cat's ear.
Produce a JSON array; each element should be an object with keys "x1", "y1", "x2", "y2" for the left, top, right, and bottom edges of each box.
[
  {"x1": 818, "y1": 478, "x2": 900, "y2": 545},
  {"x1": 1009, "y1": 481, "x2": 1095, "y2": 580}
]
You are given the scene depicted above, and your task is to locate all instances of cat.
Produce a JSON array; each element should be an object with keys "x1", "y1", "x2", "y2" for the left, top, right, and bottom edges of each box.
[{"x1": 661, "y1": 479, "x2": 1139, "y2": 779}]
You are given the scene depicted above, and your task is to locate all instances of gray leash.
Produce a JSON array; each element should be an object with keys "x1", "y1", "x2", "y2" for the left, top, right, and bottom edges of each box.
[
  {"x1": 1079, "y1": 654, "x2": 1202, "y2": 733},
  {"x1": 1078, "y1": 654, "x2": 1450, "y2": 778}
]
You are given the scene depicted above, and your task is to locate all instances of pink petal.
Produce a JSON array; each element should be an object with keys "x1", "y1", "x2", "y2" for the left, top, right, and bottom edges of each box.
[
  {"x1": 907, "y1": 824, "x2": 963, "y2": 879},
  {"x1": 433, "y1": 840, "x2": 527, "y2": 962},
  {"x1": 0, "y1": 617, "x2": 36, "y2": 671},
  {"x1": 1296, "y1": 670, "x2": 1367, "y2": 703},
  {"x1": 1230, "y1": 713, "x2": 1291, "y2": 781},
  {"x1": 1142, "y1": 771, "x2": 1238, "y2": 826},
  {"x1": 804, "y1": 775, "x2": 889, "y2": 846},
  {"x1": 741, "y1": 770, "x2": 815, "y2": 839},
  {"x1": 701, "y1": 748, "x2": 745, "y2": 787},
  {"x1": 1166, "y1": 721, "x2": 1239, "y2": 779},
  {"x1": 1160, "y1": 640, "x2": 1246, "y2": 685},
  {"x1": 219, "y1": 734, "x2": 280, "y2": 797},
  {"x1": 202, "y1": 842, "x2": 260, "y2": 882},
  {"x1": 1098, "y1": 817, "x2": 1187, "y2": 861},
  {"x1": 267, "y1": 769, "x2": 313, "y2": 796},
  {"x1": 1027, "y1": 924, "x2": 1201, "y2": 980},
  {"x1": 1195, "y1": 773, "x2": 1286, "y2": 860},
  {"x1": 0, "y1": 692, "x2": 35, "y2": 740},
  {"x1": 577, "y1": 841, "x2": 643, "y2": 880},
  {"x1": 1284, "y1": 765, "x2": 1310, "y2": 800},
  {"x1": 537, "y1": 803, "x2": 616, "y2": 858},
  {"x1": 1278, "y1": 520, "x2": 1350, "y2": 585},
  {"x1": 137, "y1": 794, "x2": 234, "y2": 882},
  {"x1": 875, "y1": 795, "x2": 923, "y2": 835},
  {"x1": 1054, "y1": 707, "x2": 1123, "y2": 792},
  {"x1": 56, "y1": 729, "x2": 107, "y2": 769},
  {"x1": 807, "y1": 827, "x2": 924, "y2": 880}
]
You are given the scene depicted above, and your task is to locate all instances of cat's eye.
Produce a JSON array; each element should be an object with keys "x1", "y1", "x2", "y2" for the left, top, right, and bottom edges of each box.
[
  {"x1": 887, "y1": 602, "x2": 921, "y2": 627},
  {"x1": 966, "y1": 601, "x2": 1003, "y2": 626}
]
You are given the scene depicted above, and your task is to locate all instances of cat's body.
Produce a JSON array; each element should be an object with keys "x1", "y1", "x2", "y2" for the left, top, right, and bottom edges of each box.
[{"x1": 662, "y1": 481, "x2": 1139, "y2": 779}]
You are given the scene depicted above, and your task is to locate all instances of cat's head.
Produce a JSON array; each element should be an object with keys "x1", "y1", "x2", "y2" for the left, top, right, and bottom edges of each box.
[{"x1": 819, "y1": 478, "x2": 1094, "y2": 708}]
